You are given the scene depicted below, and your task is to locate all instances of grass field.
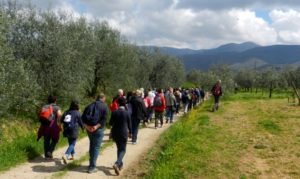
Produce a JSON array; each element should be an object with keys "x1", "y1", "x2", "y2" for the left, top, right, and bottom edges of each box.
[{"x1": 131, "y1": 93, "x2": 300, "y2": 178}]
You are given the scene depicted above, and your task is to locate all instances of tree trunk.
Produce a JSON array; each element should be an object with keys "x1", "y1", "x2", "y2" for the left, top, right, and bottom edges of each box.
[
  {"x1": 291, "y1": 81, "x2": 300, "y2": 105},
  {"x1": 269, "y1": 83, "x2": 273, "y2": 99}
]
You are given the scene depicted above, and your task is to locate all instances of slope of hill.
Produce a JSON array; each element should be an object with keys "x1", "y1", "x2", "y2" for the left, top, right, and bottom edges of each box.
[{"x1": 149, "y1": 42, "x2": 300, "y2": 70}]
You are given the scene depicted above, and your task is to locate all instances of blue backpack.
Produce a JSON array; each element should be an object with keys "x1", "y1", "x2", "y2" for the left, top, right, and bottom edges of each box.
[{"x1": 82, "y1": 102, "x2": 100, "y2": 126}]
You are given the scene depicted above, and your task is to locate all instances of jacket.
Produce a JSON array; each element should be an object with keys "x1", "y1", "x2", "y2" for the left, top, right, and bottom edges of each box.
[
  {"x1": 109, "y1": 107, "x2": 132, "y2": 142},
  {"x1": 130, "y1": 96, "x2": 147, "y2": 121},
  {"x1": 61, "y1": 110, "x2": 84, "y2": 139}
]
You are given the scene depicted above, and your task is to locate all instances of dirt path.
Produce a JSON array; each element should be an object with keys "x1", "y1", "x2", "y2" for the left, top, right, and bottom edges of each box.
[{"x1": 0, "y1": 114, "x2": 182, "y2": 179}]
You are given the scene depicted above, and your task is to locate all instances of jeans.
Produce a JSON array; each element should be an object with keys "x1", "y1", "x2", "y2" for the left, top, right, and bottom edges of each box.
[
  {"x1": 165, "y1": 106, "x2": 174, "y2": 122},
  {"x1": 115, "y1": 140, "x2": 127, "y2": 168},
  {"x1": 155, "y1": 111, "x2": 164, "y2": 127},
  {"x1": 44, "y1": 135, "x2": 57, "y2": 157},
  {"x1": 65, "y1": 138, "x2": 76, "y2": 157},
  {"x1": 87, "y1": 128, "x2": 105, "y2": 169},
  {"x1": 131, "y1": 118, "x2": 140, "y2": 142}
]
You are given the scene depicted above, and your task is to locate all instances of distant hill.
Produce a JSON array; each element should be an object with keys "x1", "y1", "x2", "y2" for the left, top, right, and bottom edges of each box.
[{"x1": 145, "y1": 42, "x2": 300, "y2": 71}]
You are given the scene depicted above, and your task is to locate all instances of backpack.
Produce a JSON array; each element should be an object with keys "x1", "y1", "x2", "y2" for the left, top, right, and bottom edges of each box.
[
  {"x1": 154, "y1": 95, "x2": 163, "y2": 107},
  {"x1": 109, "y1": 99, "x2": 119, "y2": 112},
  {"x1": 39, "y1": 104, "x2": 55, "y2": 126},
  {"x1": 213, "y1": 85, "x2": 221, "y2": 96},
  {"x1": 82, "y1": 102, "x2": 100, "y2": 126},
  {"x1": 62, "y1": 111, "x2": 76, "y2": 130}
]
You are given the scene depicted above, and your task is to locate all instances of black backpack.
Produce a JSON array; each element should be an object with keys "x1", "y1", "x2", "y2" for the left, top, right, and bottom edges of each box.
[
  {"x1": 154, "y1": 95, "x2": 163, "y2": 107},
  {"x1": 82, "y1": 102, "x2": 100, "y2": 126}
]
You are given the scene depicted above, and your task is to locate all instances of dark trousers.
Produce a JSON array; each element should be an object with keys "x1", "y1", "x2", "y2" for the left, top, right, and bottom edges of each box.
[
  {"x1": 131, "y1": 118, "x2": 140, "y2": 142},
  {"x1": 155, "y1": 111, "x2": 164, "y2": 127},
  {"x1": 213, "y1": 95, "x2": 220, "y2": 111},
  {"x1": 115, "y1": 140, "x2": 127, "y2": 168},
  {"x1": 44, "y1": 135, "x2": 57, "y2": 157}
]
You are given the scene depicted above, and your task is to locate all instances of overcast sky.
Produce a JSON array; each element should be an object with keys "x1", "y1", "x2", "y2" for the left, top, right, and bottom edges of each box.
[{"x1": 16, "y1": 0, "x2": 300, "y2": 49}]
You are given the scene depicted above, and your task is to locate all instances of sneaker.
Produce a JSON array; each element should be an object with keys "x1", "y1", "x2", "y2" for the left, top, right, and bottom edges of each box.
[
  {"x1": 62, "y1": 155, "x2": 68, "y2": 164},
  {"x1": 113, "y1": 164, "x2": 120, "y2": 175},
  {"x1": 132, "y1": 142, "x2": 137, "y2": 145},
  {"x1": 87, "y1": 167, "x2": 98, "y2": 174}
]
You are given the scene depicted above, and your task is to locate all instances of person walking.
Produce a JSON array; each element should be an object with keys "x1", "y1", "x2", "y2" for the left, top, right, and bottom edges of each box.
[
  {"x1": 174, "y1": 89, "x2": 182, "y2": 115},
  {"x1": 130, "y1": 90, "x2": 147, "y2": 144},
  {"x1": 153, "y1": 89, "x2": 166, "y2": 128},
  {"x1": 110, "y1": 89, "x2": 125, "y2": 112},
  {"x1": 37, "y1": 95, "x2": 62, "y2": 159},
  {"x1": 211, "y1": 80, "x2": 223, "y2": 112},
  {"x1": 82, "y1": 93, "x2": 109, "y2": 173},
  {"x1": 165, "y1": 87, "x2": 176, "y2": 123},
  {"x1": 109, "y1": 98, "x2": 132, "y2": 175},
  {"x1": 61, "y1": 100, "x2": 84, "y2": 164}
]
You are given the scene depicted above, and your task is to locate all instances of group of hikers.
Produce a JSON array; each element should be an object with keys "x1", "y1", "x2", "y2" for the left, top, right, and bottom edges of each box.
[{"x1": 36, "y1": 80, "x2": 222, "y2": 176}]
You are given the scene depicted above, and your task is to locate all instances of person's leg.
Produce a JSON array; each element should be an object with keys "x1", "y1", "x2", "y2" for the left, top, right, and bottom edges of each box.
[
  {"x1": 115, "y1": 140, "x2": 127, "y2": 169},
  {"x1": 88, "y1": 128, "x2": 105, "y2": 170},
  {"x1": 49, "y1": 138, "x2": 57, "y2": 155},
  {"x1": 44, "y1": 135, "x2": 51, "y2": 158},
  {"x1": 131, "y1": 118, "x2": 140, "y2": 143},
  {"x1": 159, "y1": 112, "x2": 163, "y2": 127},
  {"x1": 215, "y1": 96, "x2": 220, "y2": 110},
  {"x1": 165, "y1": 107, "x2": 170, "y2": 123},
  {"x1": 170, "y1": 108, "x2": 174, "y2": 123},
  {"x1": 154, "y1": 111, "x2": 158, "y2": 128},
  {"x1": 184, "y1": 103, "x2": 188, "y2": 113},
  {"x1": 65, "y1": 138, "x2": 76, "y2": 157}
]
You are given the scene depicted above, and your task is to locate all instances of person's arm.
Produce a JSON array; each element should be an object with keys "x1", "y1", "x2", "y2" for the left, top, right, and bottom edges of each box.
[
  {"x1": 78, "y1": 113, "x2": 84, "y2": 130},
  {"x1": 109, "y1": 112, "x2": 115, "y2": 126},
  {"x1": 127, "y1": 113, "x2": 132, "y2": 138}
]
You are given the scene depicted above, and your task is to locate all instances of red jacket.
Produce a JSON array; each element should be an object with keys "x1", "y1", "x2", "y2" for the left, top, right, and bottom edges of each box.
[{"x1": 153, "y1": 94, "x2": 166, "y2": 112}]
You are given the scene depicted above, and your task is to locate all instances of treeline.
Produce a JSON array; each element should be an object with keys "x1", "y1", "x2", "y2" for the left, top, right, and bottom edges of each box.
[
  {"x1": 187, "y1": 64, "x2": 300, "y2": 100},
  {"x1": 0, "y1": 3, "x2": 185, "y2": 117}
]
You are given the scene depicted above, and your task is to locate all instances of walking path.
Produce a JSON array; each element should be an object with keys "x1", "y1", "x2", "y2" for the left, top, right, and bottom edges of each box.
[{"x1": 0, "y1": 114, "x2": 182, "y2": 179}]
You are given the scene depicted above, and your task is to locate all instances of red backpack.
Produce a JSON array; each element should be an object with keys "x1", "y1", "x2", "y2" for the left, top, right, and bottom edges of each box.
[
  {"x1": 109, "y1": 100, "x2": 119, "y2": 112},
  {"x1": 39, "y1": 105, "x2": 55, "y2": 126}
]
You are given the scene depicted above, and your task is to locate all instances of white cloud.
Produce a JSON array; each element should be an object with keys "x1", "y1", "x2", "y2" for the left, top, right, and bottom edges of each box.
[
  {"x1": 270, "y1": 9, "x2": 300, "y2": 43},
  {"x1": 13, "y1": 0, "x2": 300, "y2": 49}
]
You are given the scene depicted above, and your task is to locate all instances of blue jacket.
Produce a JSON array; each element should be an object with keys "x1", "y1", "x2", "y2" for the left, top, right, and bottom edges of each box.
[{"x1": 61, "y1": 110, "x2": 83, "y2": 138}]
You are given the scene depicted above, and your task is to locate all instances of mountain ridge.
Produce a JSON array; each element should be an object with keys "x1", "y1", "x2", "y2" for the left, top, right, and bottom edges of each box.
[{"x1": 142, "y1": 42, "x2": 300, "y2": 70}]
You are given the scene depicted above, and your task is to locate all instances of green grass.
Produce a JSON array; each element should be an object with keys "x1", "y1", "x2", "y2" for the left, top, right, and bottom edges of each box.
[
  {"x1": 258, "y1": 119, "x2": 281, "y2": 135},
  {"x1": 137, "y1": 92, "x2": 300, "y2": 178},
  {"x1": 0, "y1": 119, "x2": 87, "y2": 172},
  {"x1": 142, "y1": 103, "x2": 242, "y2": 179}
]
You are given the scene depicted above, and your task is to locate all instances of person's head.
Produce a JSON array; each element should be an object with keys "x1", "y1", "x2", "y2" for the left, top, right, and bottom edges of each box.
[
  {"x1": 69, "y1": 100, "x2": 79, "y2": 111},
  {"x1": 157, "y1": 89, "x2": 162, "y2": 94},
  {"x1": 144, "y1": 91, "x2": 149, "y2": 98},
  {"x1": 217, "y1": 80, "x2": 221, "y2": 84},
  {"x1": 47, "y1": 95, "x2": 57, "y2": 104},
  {"x1": 97, "y1": 93, "x2": 106, "y2": 102},
  {"x1": 169, "y1": 87, "x2": 173, "y2": 93},
  {"x1": 118, "y1": 89, "x2": 124, "y2": 96},
  {"x1": 117, "y1": 97, "x2": 126, "y2": 107},
  {"x1": 136, "y1": 89, "x2": 142, "y2": 97}
]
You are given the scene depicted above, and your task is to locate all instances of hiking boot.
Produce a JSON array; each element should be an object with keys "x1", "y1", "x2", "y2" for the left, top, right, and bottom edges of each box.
[
  {"x1": 113, "y1": 164, "x2": 120, "y2": 175},
  {"x1": 87, "y1": 167, "x2": 98, "y2": 174},
  {"x1": 62, "y1": 155, "x2": 68, "y2": 164},
  {"x1": 46, "y1": 152, "x2": 53, "y2": 159}
]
